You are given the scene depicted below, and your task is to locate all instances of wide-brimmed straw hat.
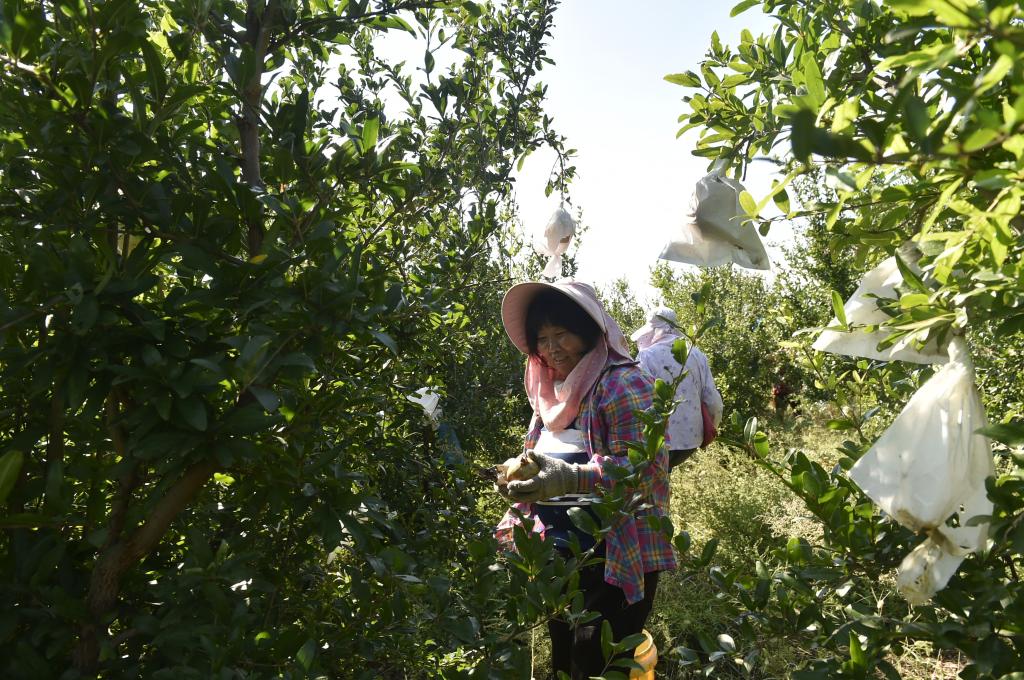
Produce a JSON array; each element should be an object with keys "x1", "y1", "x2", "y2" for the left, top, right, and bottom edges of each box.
[{"x1": 500, "y1": 280, "x2": 608, "y2": 355}]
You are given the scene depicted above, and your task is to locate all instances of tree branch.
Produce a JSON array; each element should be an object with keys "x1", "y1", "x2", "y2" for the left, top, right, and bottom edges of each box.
[
  {"x1": 75, "y1": 458, "x2": 218, "y2": 670},
  {"x1": 125, "y1": 459, "x2": 218, "y2": 563}
]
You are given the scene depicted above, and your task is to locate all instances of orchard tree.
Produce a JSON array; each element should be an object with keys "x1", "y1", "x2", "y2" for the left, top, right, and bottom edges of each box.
[
  {"x1": 599, "y1": 276, "x2": 646, "y2": 348},
  {"x1": 0, "y1": 0, "x2": 579, "y2": 676},
  {"x1": 667, "y1": 0, "x2": 1024, "y2": 676}
]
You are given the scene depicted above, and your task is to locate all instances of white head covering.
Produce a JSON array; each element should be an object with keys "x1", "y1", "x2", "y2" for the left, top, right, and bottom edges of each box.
[{"x1": 630, "y1": 306, "x2": 683, "y2": 351}]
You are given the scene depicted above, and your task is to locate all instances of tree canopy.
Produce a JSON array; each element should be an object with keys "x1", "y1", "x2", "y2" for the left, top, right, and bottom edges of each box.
[
  {"x1": 0, "y1": 0, "x2": 576, "y2": 675},
  {"x1": 666, "y1": 0, "x2": 1024, "y2": 676}
]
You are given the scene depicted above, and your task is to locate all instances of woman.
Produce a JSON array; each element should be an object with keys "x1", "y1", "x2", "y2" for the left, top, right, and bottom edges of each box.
[
  {"x1": 495, "y1": 280, "x2": 675, "y2": 680},
  {"x1": 631, "y1": 306, "x2": 723, "y2": 467}
]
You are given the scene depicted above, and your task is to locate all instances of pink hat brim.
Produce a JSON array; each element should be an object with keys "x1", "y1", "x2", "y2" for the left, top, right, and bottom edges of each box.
[{"x1": 500, "y1": 281, "x2": 609, "y2": 355}]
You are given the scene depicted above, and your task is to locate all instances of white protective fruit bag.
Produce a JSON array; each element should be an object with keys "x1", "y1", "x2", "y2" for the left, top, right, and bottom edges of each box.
[
  {"x1": 848, "y1": 337, "x2": 994, "y2": 604},
  {"x1": 536, "y1": 207, "x2": 576, "y2": 278},
  {"x1": 407, "y1": 387, "x2": 441, "y2": 425},
  {"x1": 812, "y1": 254, "x2": 948, "y2": 365},
  {"x1": 658, "y1": 172, "x2": 770, "y2": 270}
]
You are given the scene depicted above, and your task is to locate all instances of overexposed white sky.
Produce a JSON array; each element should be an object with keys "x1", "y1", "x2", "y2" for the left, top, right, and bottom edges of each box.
[{"x1": 513, "y1": 1, "x2": 789, "y2": 304}]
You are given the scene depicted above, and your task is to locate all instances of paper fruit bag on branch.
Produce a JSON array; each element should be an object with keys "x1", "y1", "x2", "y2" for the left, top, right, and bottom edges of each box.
[
  {"x1": 658, "y1": 172, "x2": 770, "y2": 270},
  {"x1": 812, "y1": 254, "x2": 948, "y2": 365},
  {"x1": 536, "y1": 207, "x2": 576, "y2": 278},
  {"x1": 848, "y1": 337, "x2": 994, "y2": 604}
]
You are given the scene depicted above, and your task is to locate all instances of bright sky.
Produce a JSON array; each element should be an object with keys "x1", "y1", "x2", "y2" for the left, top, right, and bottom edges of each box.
[{"x1": 513, "y1": 1, "x2": 788, "y2": 304}]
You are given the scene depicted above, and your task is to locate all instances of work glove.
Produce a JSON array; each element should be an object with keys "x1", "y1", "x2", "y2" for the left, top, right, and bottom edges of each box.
[
  {"x1": 506, "y1": 451, "x2": 579, "y2": 503},
  {"x1": 492, "y1": 452, "x2": 537, "y2": 501}
]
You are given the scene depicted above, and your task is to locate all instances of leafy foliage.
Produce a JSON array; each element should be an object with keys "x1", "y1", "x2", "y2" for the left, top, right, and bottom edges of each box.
[
  {"x1": 665, "y1": 0, "x2": 1024, "y2": 676},
  {"x1": 0, "y1": 0, "x2": 581, "y2": 676}
]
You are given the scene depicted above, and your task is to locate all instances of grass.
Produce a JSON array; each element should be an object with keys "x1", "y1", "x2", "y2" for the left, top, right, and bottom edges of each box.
[{"x1": 650, "y1": 422, "x2": 818, "y2": 680}]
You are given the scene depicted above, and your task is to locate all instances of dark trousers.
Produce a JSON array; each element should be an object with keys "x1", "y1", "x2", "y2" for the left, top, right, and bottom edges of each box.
[
  {"x1": 669, "y1": 447, "x2": 697, "y2": 468},
  {"x1": 548, "y1": 562, "x2": 659, "y2": 680}
]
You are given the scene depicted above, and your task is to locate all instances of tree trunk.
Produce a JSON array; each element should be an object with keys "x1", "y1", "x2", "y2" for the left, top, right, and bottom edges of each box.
[
  {"x1": 239, "y1": 0, "x2": 278, "y2": 257},
  {"x1": 73, "y1": 460, "x2": 218, "y2": 671}
]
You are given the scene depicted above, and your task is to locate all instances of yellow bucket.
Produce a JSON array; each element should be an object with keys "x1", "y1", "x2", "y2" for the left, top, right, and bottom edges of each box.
[{"x1": 630, "y1": 629, "x2": 657, "y2": 679}]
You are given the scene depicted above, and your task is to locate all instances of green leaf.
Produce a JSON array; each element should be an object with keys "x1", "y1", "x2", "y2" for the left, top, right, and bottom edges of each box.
[
  {"x1": 976, "y1": 53, "x2": 1013, "y2": 96},
  {"x1": 0, "y1": 450, "x2": 24, "y2": 505},
  {"x1": 800, "y1": 51, "x2": 826, "y2": 108},
  {"x1": 831, "y1": 290, "x2": 848, "y2": 328},
  {"x1": 902, "y1": 95, "x2": 929, "y2": 143},
  {"x1": 190, "y1": 357, "x2": 225, "y2": 375},
  {"x1": 142, "y1": 344, "x2": 162, "y2": 367},
  {"x1": 368, "y1": 15, "x2": 414, "y2": 33},
  {"x1": 963, "y1": 127, "x2": 999, "y2": 152},
  {"x1": 831, "y1": 96, "x2": 860, "y2": 133},
  {"x1": 895, "y1": 254, "x2": 928, "y2": 292},
  {"x1": 371, "y1": 330, "x2": 398, "y2": 354},
  {"x1": 718, "y1": 633, "x2": 736, "y2": 652},
  {"x1": 279, "y1": 352, "x2": 317, "y2": 372},
  {"x1": 743, "y1": 417, "x2": 759, "y2": 443},
  {"x1": 1003, "y1": 135, "x2": 1024, "y2": 161},
  {"x1": 616, "y1": 632, "x2": 648, "y2": 654},
  {"x1": 140, "y1": 39, "x2": 167, "y2": 102},
  {"x1": 756, "y1": 168, "x2": 800, "y2": 213},
  {"x1": 977, "y1": 422, "x2": 1024, "y2": 446},
  {"x1": 791, "y1": 109, "x2": 816, "y2": 162},
  {"x1": 361, "y1": 116, "x2": 380, "y2": 152},
  {"x1": 899, "y1": 293, "x2": 930, "y2": 309},
  {"x1": 699, "y1": 537, "x2": 719, "y2": 565},
  {"x1": 654, "y1": 378, "x2": 674, "y2": 401},
  {"x1": 773, "y1": 188, "x2": 791, "y2": 213},
  {"x1": 567, "y1": 506, "x2": 598, "y2": 535},
  {"x1": 175, "y1": 396, "x2": 208, "y2": 431},
  {"x1": 672, "y1": 645, "x2": 701, "y2": 665},
  {"x1": 786, "y1": 536, "x2": 809, "y2": 563},
  {"x1": 673, "y1": 530, "x2": 691, "y2": 554},
  {"x1": 600, "y1": 619, "x2": 614, "y2": 664},
  {"x1": 888, "y1": 0, "x2": 980, "y2": 28},
  {"x1": 752, "y1": 431, "x2": 770, "y2": 458},
  {"x1": 249, "y1": 386, "x2": 280, "y2": 412},
  {"x1": 664, "y1": 72, "x2": 701, "y2": 87},
  {"x1": 671, "y1": 337, "x2": 690, "y2": 365},
  {"x1": 848, "y1": 631, "x2": 867, "y2": 669},
  {"x1": 738, "y1": 191, "x2": 759, "y2": 219},
  {"x1": 296, "y1": 638, "x2": 316, "y2": 670},
  {"x1": 730, "y1": 0, "x2": 761, "y2": 17}
]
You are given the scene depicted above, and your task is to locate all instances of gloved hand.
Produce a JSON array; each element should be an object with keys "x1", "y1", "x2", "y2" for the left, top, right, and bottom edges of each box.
[
  {"x1": 504, "y1": 452, "x2": 540, "y2": 482},
  {"x1": 506, "y1": 451, "x2": 578, "y2": 503}
]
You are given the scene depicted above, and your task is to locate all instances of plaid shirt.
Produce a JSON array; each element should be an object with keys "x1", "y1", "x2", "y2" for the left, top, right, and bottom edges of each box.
[{"x1": 496, "y1": 359, "x2": 676, "y2": 604}]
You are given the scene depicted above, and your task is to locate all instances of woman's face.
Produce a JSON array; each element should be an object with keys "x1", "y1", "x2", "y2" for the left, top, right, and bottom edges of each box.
[{"x1": 536, "y1": 323, "x2": 589, "y2": 379}]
